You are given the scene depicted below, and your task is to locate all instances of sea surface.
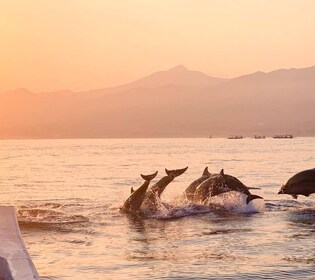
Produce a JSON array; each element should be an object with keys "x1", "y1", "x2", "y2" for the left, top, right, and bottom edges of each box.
[{"x1": 0, "y1": 138, "x2": 314, "y2": 280}]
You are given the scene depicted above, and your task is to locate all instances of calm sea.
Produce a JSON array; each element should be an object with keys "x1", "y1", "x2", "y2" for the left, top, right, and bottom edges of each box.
[{"x1": 0, "y1": 138, "x2": 314, "y2": 280}]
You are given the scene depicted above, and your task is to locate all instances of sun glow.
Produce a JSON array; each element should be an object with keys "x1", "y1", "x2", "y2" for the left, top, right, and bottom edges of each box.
[{"x1": 1, "y1": 0, "x2": 315, "y2": 93}]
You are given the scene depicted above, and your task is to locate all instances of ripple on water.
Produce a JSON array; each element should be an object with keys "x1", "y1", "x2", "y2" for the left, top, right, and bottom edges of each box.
[
  {"x1": 166, "y1": 268, "x2": 315, "y2": 280},
  {"x1": 201, "y1": 228, "x2": 252, "y2": 235}
]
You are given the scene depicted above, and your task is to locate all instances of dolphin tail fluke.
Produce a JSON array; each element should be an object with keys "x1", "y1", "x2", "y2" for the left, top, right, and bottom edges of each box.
[
  {"x1": 141, "y1": 171, "x2": 158, "y2": 182},
  {"x1": 202, "y1": 167, "x2": 210, "y2": 176},
  {"x1": 165, "y1": 166, "x2": 188, "y2": 177},
  {"x1": 246, "y1": 194, "x2": 264, "y2": 204}
]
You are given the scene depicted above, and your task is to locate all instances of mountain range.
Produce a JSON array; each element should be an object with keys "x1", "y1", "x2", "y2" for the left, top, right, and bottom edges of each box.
[{"x1": 1, "y1": 65, "x2": 315, "y2": 138}]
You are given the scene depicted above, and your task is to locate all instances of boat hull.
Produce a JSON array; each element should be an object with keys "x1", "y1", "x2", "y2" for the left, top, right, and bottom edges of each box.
[{"x1": 0, "y1": 206, "x2": 40, "y2": 280}]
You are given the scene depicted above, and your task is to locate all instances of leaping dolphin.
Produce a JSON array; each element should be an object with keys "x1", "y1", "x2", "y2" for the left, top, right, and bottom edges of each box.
[
  {"x1": 144, "y1": 166, "x2": 188, "y2": 209},
  {"x1": 121, "y1": 171, "x2": 158, "y2": 213},
  {"x1": 184, "y1": 167, "x2": 211, "y2": 202},
  {"x1": 194, "y1": 169, "x2": 263, "y2": 204},
  {"x1": 278, "y1": 168, "x2": 315, "y2": 198}
]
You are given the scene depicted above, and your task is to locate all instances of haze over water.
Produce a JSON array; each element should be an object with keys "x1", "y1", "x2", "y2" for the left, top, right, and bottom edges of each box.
[{"x1": 0, "y1": 138, "x2": 314, "y2": 279}]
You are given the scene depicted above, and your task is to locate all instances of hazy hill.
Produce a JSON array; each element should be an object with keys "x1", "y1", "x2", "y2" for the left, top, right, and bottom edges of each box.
[
  {"x1": 1, "y1": 66, "x2": 315, "y2": 138},
  {"x1": 77, "y1": 65, "x2": 227, "y2": 98}
]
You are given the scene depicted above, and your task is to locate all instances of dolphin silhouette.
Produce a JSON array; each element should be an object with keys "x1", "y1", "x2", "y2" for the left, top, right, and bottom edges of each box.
[
  {"x1": 278, "y1": 168, "x2": 315, "y2": 198},
  {"x1": 194, "y1": 169, "x2": 263, "y2": 204},
  {"x1": 121, "y1": 171, "x2": 158, "y2": 213},
  {"x1": 184, "y1": 167, "x2": 211, "y2": 202},
  {"x1": 144, "y1": 166, "x2": 188, "y2": 209}
]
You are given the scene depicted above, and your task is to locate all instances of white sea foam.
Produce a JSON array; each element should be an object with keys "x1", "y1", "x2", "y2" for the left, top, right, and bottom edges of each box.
[
  {"x1": 145, "y1": 191, "x2": 265, "y2": 219},
  {"x1": 206, "y1": 191, "x2": 265, "y2": 213}
]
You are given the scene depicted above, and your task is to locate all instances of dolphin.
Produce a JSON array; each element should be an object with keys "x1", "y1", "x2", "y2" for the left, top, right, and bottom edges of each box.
[
  {"x1": 144, "y1": 166, "x2": 188, "y2": 209},
  {"x1": 121, "y1": 171, "x2": 158, "y2": 213},
  {"x1": 194, "y1": 169, "x2": 263, "y2": 204},
  {"x1": 278, "y1": 168, "x2": 315, "y2": 198},
  {"x1": 184, "y1": 167, "x2": 211, "y2": 202}
]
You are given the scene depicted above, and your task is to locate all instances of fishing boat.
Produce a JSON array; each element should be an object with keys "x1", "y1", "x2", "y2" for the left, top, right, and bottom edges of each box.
[
  {"x1": 227, "y1": 136, "x2": 243, "y2": 139},
  {"x1": 273, "y1": 134, "x2": 293, "y2": 139},
  {"x1": 0, "y1": 206, "x2": 40, "y2": 279}
]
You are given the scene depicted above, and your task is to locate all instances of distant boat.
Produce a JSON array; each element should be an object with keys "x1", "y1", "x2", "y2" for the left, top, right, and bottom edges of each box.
[
  {"x1": 254, "y1": 135, "x2": 265, "y2": 139},
  {"x1": 273, "y1": 134, "x2": 293, "y2": 139},
  {"x1": 227, "y1": 136, "x2": 243, "y2": 139}
]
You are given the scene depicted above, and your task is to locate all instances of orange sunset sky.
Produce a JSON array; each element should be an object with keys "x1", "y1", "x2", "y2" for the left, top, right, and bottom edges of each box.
[{"x1": 1, "y1": 0, "x2": 315, "y2": 93}]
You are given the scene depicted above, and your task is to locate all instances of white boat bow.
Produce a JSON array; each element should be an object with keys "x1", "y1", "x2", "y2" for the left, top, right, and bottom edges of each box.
[{"x1": 0, "y1": 206, "x2": 40, "y2": 280}]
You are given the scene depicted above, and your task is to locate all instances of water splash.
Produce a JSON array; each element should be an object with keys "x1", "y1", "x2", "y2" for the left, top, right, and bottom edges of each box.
[
  {"x1": 18, "y1": 208, "x2": 89, "y2": 226},
  {"x1": 140, "y1": 191, "x2": 265, "y2": 219},
  {"x1": 206, "y1": 191, "x2": 265, "y2": 213},
  {"x1": 140, "y1": 192, "x2": 211, "y2": 219},
  {"x1": 151, "y1": 203, "x2": 211, "y2": 220},
  {"x1": 17, "y1": 200, "x2": 90, "y2": 228}
]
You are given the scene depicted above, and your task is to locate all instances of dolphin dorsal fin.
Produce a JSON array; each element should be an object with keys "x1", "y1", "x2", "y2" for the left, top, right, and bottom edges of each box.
[
  {"x1": 220, "y1": 169, "x2": 224, "y2": 176},
  {"x1": 131, "y1": 187, "x2": 134, "y2": 194},
  {"x1": 202, "y1": 167, "x2": 210, "y2": 176}
]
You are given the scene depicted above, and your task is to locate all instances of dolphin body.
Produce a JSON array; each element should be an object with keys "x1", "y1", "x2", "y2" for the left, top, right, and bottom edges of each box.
[
  {"x1": 184, "y1": 167, "x2": 211, "y2": 202},
  {"x1": 121, "y1": 171, "x2": 158, "y2": 214},
  {"x1": 278, "y1": 168, "x2": 315, "y2": 198},
  {"x1": 144, "y1": 166, "x2": 188, "y2": 210},
  {"x1": 194, "y1": 169, "x2": 263, "y2": 204}
]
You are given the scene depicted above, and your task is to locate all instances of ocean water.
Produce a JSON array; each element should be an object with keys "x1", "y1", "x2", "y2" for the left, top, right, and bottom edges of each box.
[{"x1": 0, "y1": 138, "x2": 314, "y2": 280}]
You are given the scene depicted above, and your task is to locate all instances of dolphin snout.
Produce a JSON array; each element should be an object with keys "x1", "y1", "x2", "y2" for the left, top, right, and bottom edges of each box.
[{"x1": 278, "y1": 186, "x2": 285, "y2": 194}]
